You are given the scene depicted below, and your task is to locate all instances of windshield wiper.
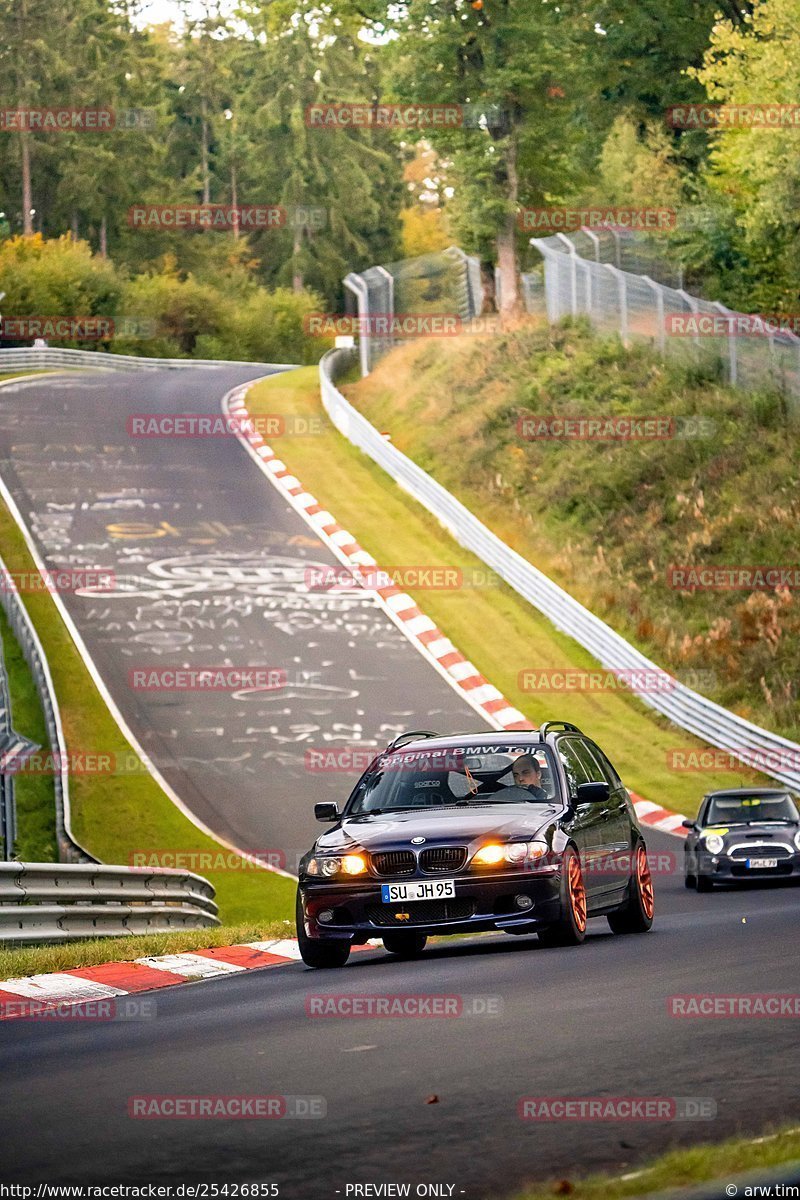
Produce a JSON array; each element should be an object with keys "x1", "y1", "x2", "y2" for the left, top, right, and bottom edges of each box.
[{"x1": 350, "y1": 806, "x2": 433, "y2": 817}]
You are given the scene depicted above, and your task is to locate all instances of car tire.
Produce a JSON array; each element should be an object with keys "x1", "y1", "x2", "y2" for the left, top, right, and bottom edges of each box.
[
  {"x1": 537, "y1": 845, "x2": 587, "y2": 947},
  {"x1": 607, "y1": 841, "x2": 654, "y2": 934},
  {"x1": 382, "y1": 932, "x2": 428, "y2": 958},
  {"x1": 295, "y1": 890, "x2": 351, "y2": 968},
  {"x1": 695, "y1": 874, "x2": 713, "y2": 893},
  {"x1": 684, "y1": 855, "x2": 697, "y2": 889}
]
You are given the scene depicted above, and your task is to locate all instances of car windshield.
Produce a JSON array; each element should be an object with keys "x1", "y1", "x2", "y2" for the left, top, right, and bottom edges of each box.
[
  {"x1": 347, "y1": 744, "x2": 558, "y2": 815},
  {"x1": 705, "y1": 793, "x2": 799, "y2": 824}
]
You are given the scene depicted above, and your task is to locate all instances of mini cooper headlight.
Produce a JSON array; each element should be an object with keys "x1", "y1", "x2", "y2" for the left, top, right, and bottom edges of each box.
[
  {"x1": 472, "y1": 840, "x2": 549, "y2": 868},
  {"x1": 703, "y1": 833, "x2": 725, "y2": 855},
  {"x1": 794, "y1": 830, "x2": 800, "y2": 851}
]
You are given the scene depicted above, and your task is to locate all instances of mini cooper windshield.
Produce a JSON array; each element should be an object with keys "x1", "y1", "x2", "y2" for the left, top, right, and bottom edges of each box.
[
  {"x1": 705, "y1": 792, "x2": 799, "y2": 824},
  {"x1": 347, "y1": 745, "x2": 558, "y2": 815}
]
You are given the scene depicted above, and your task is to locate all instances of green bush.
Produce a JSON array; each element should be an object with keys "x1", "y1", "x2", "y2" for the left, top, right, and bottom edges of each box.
[
  {"x1": 0, "y1": 234, "x2": 325, "y2": 363},
  {"x1": 0, "y1": 234, "x2": 120, "y2": 346}
]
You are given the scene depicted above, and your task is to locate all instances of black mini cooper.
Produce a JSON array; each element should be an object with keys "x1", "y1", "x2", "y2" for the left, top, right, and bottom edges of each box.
[
  {"x1": 296, "y1": 723, "x2": 654, "y2": 967},
  {"x1": 682, "y1": 787, "x2": 800, "y2": 891}
]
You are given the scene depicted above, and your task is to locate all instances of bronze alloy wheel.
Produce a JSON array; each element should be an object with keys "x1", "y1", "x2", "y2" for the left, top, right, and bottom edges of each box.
[
  {"x1": 607, "y1": 839, "x2": 655, "y2": 935},
  {"x1": 567, "y1": 853, "x2": 587, "y2": 932},
  {"x1": 538, "y1": 845, "x2": 588, "y2": 946},
  {"x1": 637, "y1": 844, "x2": 655, "y2": 919}
]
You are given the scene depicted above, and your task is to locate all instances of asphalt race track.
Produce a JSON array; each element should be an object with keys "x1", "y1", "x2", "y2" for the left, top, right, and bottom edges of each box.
[
  {"x1": 2, "y1": 371, "x2": 799, "y2": 1195},
  {"x1": 2, "y1": 832, "x2": 799, "y2": 1193},
  {"x1": 0, "y1": 367, "x2": 483, "y2": 861}
]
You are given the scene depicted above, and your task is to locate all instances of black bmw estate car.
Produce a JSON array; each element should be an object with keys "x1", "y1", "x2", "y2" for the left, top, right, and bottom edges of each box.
[
  {"x1": 683, "y1": 787, "x2": 800, "y2": 891},
  {"x1": 296, "y1": 723, "x2": 654, "y2": 967}
]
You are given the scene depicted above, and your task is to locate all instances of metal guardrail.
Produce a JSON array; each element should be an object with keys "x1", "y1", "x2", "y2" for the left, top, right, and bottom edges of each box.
[
  {"x1": 0, "y1": 861, "x2": 219, "y2": 943},
  {"x1": 0, "y1": 630, "x2": 17, "y2": 857},
  {"x1": 0, "y1": 347, "x2": 299, "y2": 372},
  {"x1": 318, "y1": 347, "x2": 800, "y2": 792},
  {"x1": 0, "y1": 551, "x2": 92, "y2": 863}
]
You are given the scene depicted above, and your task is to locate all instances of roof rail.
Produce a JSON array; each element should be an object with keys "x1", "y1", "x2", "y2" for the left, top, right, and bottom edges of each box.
[
  {"x1": 384, "y1": 730, "x2": 440, "y2": 752},
  {"x1": 539, "y1": 721, "x2": 582, "y2": 737}
]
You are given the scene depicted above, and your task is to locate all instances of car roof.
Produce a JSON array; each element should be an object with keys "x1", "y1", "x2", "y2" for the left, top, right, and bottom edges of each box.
[
  {"x1": 385, "y1": 730, "x2": 543, "y2": 752},
  {"x1": 703, "y1": 787, "x2": 790, "y2": 799}
]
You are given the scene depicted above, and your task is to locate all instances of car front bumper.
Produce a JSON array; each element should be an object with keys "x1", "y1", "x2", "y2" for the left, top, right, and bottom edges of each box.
[
  {"x1": 694, "y1": 850, "x2": 800, "y2": 881},
  {"x1": 299, "y1": 870, "x2": 563, "y2": 941}
]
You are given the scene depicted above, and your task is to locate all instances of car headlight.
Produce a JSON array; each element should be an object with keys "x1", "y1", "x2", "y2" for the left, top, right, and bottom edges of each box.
[
  {"x1": 341, "y1": 854, "x2": 367, "y2": 875},
  {"x1": 703, "y1": 834, "x2": 725, "y2": 855},
  {"x1": 472, "y1": 840, "x2": 549, "y2": 868},
  {"x1": 306, "y1": 854, "x2": 367, "y2": 878},
  {"x1": 793, "y1": 831, "x2": 800, "y2": 851}
]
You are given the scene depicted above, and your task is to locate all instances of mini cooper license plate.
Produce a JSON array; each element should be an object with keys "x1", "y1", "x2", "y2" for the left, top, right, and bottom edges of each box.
[
  {"x1": 746, "y1": 857, "x2": 778, "y2": 869},
  {"x1": 381, "y1": 880, "x2": 456, "y2": 903}
]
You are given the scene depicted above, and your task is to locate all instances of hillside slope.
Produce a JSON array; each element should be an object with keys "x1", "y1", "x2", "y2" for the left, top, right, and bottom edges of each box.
[{"x1": 345, "y1": 321, "x2": 800, "y2": 744}]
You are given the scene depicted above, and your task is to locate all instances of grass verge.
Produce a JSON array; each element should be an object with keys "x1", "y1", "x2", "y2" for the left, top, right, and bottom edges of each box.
[
  {"x1": 509, "y1": 1123, "x2": 800, "y2": 1199},
  {"x1": 245, "y1": 368, "x2": 754, "y2": 815},
  {"x1": 0, "y1": 921, "x2": 293, "y2": 980},
  {"x1": 0, "y1": 607, "x2": 56, "y2": 861},
  {"x1": 0, "y1": 492, "x2": 296, "y2": 926}
]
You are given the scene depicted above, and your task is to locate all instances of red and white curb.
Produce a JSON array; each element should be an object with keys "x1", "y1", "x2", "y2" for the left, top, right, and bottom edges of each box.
[
  {"x1": 223, "y1": 382, "x2": 689, "y2": 843},
  {"x1": 0, "y1": 939, "x2": 382, "y2": 1021},
  {"x1": 633, "y1": 799, "x2": 688, "y2": 837},
  {"x1": 223, "y1": 383, "x2": 530, "y2": 733}
]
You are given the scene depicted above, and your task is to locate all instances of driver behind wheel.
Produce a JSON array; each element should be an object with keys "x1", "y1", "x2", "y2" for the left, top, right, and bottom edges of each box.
[{"x1": 512, "y1": 754, "x2": 547, "y2": 799}]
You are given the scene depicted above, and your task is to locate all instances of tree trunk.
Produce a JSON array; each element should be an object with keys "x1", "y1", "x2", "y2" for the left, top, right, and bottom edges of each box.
[
  {"x1": 71, "y1": 211, "x2": 79, "y2": 241},
  {"x1": 99, "y1": 214, "x2": 107, "y2": 258},
  {"x1": 292, "y1": 224, "x2": 304, "y2": 293},
  {"x1": 230, "y1": 161, "x2": 238, "y2": 240},
  {"x1": 20, "y1": 132, "x2": 33, "y2": 235},
  {"x1": 201, "y1": 98, "x2": 211, "y2": 205},
  {"x1": 496, "y1": 217, "x2": 519, "y2": 315},
  {"x1": 496, "y1": 134, "x2": 520, "y2": 315}
]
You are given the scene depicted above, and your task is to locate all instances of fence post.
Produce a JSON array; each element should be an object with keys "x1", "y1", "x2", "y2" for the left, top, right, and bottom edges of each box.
[
  {"x1": 343, "y1": 272, "x2": 371, "y2": 378},
  {"x1": 581, "y1": 226, "x2": 601, "y2": 263},
  {"x1": 604, "y1": 264, "x2": 629, "y2": 345},
  {"x1": 583, "y1": 259, "x2": 592, "y2": 317},
  {"x1": 641, "y1": 276, "x2": 666, "y2": 354},
  {"x1": 375, "y1": 264, "x2": 394, "y2": 356},
  {"x1": 444, "y1": 246, "x2": 483, "y2": 318},
  {"x1": 555, "y1": 233, "x2": 578, "y2": 315},
  {"x1": 529, "y1": 239, "x2": 563, "y2": 322},
  {"x1": 676, "y1": 289, "x2": 701, "y2": 348},
  {"x1": 713, "y1": 302, "x2": 737, "y2": 385}
]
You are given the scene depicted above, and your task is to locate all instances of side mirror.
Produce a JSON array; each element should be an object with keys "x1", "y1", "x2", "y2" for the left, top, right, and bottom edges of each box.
[
  {"x1": 681, "y1": 818, "x2": 696, "y2": 830},
  {"x1": 576, "y1": 781, "x2": 610, "y2": 804},
  {"x1": 314, "y1": 802, "x2": 340, "y2": 822}
]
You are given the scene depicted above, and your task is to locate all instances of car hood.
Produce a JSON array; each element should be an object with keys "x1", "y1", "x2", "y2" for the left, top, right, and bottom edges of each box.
[{"x1": 316, "y1": 803, "x2": 563, "y2": 853}]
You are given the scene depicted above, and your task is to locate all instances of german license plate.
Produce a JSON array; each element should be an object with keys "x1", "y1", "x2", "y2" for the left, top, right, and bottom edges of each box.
[
  {"x1": 381, "y1": 880, "x2": 456, "y2": 903},
  {"x1": 746, "y1": 857, "x2": 778, "y2": 869}
]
